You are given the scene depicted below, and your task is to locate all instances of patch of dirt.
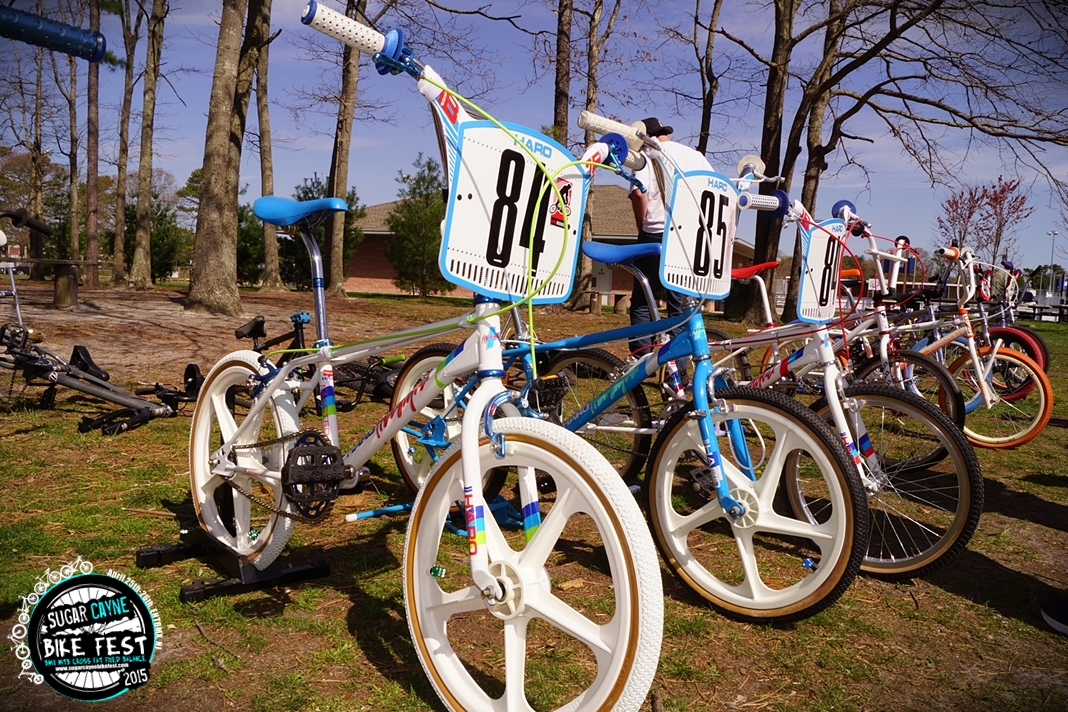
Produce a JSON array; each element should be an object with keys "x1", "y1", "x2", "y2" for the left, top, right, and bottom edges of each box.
[{"x1": 2, "y1": 282, "x2": 449, "y2": 387}]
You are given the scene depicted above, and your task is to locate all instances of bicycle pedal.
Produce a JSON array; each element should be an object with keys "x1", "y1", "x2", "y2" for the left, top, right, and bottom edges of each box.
[
  {"x1": 688, "y1": 466, "x2": 718, "y2": 500},
  {"x1": 282, "y1": 433, "x2": 346, "y2": 519}
]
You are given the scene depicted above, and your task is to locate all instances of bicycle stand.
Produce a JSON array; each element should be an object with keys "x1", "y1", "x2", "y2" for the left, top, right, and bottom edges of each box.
[{"x1": 135, "y1": 527, "x2": 330, "y2": 603}]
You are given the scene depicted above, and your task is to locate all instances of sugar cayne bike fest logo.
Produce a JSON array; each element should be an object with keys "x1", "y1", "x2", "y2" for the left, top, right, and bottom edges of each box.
[{"x1": 8, "y1": 556, "x2": 162, "y2": 702}]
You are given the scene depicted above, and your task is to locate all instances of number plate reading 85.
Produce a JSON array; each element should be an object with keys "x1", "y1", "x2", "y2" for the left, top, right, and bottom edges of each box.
[
  {"x1": 440, "y1": 122, "x2": 588, "y2": 304},
  {"x1": 661, "y1": 170, "x2": 740, "y2": 300},
  {"x1": 797, "y1": 218, "x2": 848, "y2": 324}
]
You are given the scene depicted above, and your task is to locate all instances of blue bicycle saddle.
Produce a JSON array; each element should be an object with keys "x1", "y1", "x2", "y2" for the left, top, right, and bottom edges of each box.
[
  {"x1": 582, "y1": 240, "x2": 660, "y2": 265},
  {"x1": 253, "y1": 196, "x2": 348, "y2": 227}
]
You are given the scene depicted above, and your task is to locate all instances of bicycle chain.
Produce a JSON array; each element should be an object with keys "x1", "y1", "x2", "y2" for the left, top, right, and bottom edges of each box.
[{"x1": 225, "y1": 428, "x2": 329, "y2": 523}]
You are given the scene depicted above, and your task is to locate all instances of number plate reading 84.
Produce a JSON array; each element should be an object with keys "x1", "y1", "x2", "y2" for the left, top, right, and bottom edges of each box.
[
  {"x1": 441, "y1": 122, "x2": 589, "y2": 304},
  {"x1": 661, "y1": 170, "x2": 740, "y2": 300},
  {"x1": 797, "y1": 218, "x2": 848, "y2": 324}
]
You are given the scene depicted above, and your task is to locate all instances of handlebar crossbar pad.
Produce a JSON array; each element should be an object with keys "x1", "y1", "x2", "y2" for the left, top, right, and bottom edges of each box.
[
  {"x1": 302, "y1": 0, "x2": 385, "y2": 56},
  {"x1": 0, "y1": 6, "x2": 106, "y2": 62},
  {"x1": 577, "y1": 111, "x2": 643, "y2": 153}
]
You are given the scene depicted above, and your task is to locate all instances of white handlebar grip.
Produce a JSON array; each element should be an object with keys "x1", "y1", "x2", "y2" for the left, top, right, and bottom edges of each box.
[
  {"x1": 739, "y1": 193, "x2": 781, "y2": 211},
  {"x1": 302, "y1": 0, "x2": 384, "y2": 55},
  {"x1": 577, "y1": 111, "x2": 643, "y2": 153},
  {"x1": 623, "y1": 152, "x2": 646, "y2": 171}
]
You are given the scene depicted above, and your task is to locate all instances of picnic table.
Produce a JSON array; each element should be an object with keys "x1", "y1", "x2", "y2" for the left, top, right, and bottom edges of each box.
[{"x1": 1020, "y1": 303, "x2": 1068, "y2": 322}]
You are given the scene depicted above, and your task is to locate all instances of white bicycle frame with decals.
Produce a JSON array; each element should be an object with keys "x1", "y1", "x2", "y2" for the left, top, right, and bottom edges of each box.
[
  {"x1": 706, "y1": 203, "x2": 887, "y2": 490},
  {"x1": 216, "y1": 54, "x2": 615, "y2": 603}
]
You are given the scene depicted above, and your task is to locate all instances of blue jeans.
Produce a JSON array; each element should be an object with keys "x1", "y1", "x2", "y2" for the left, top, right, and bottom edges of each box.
[{"x1": 629, "y1": 231, "x2": 685, "y2": 357}]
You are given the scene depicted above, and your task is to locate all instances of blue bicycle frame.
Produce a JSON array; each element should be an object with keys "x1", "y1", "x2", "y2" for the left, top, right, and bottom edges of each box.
[{"x1": 408, "y1": 295, "x2": 753, "y2": 518}]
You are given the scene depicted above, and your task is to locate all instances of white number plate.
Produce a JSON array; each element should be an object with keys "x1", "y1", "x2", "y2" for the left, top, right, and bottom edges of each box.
[
  {"x1": 661, "y1": 169, "x2": 739, "y2": 299},
  {"x1": 441, "y1": 122, "x2": 588, "y2": 304},
  {"x1": 798, "y1": 217, "x2": 848, "y2": 324}
]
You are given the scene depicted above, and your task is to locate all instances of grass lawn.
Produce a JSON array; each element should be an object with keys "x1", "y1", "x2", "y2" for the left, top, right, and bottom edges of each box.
[{"x1": 1, "y1": 289, "x2": 1067, "y2": 711}]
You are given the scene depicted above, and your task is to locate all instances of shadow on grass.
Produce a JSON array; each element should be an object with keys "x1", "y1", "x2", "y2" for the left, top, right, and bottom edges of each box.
[
  {"x1": 329, "y1": 519, "x2": 443, "y2": 709},
  {"x1": 1022, "y1": 472, "x2": 1068, "y2": 489},
  {"x1": 1044, "y1": 416, "x2": 1068, "y2": 430},
  {"x1": 980, "y1": 477, "x2": 1068, "y2": 533},
  {"x1": 926, "y1": 547, "x2": 1060, "y2": 628}
]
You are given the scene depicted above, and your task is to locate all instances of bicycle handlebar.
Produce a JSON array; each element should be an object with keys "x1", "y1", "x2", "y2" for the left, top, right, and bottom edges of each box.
[
  {"x1": 577, "y1": 111, "x2": 643, "y2": 152},
  {"x1": 0, "y1": 208, "x2": 53, "y2": 236},
  {"x1": 302, "y1": 0, "x2": 384, "y2": 55},
  {"x1": 738, "y1": 191, "x2": 790, "y2": 217},
  {"x1": 575, "y1": 112, "x2": 646, "y2": 170},
  {"x1": 302, "y1": 0, "x2": 415, "y2": 77},
  {"x1": 0, "y1": 6, "x2": 106, "y2": 62}
]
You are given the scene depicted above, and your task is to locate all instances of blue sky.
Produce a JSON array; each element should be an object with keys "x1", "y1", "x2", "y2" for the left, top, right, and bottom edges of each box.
[{"x1": 28, "y1": 0, "x2": 1068, "y2": 270}]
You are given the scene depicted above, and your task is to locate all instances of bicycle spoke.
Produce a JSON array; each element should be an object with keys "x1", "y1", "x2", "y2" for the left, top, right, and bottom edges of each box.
[
  {"x1": 502, "y1": 618, "x2": 533, "y2": 712},
  {"x1": 517, "y1": 487, "x2": 575, "y2": 571},
  {"x1": 526, "y1": 588, "x2": 615, "y2": 657}
]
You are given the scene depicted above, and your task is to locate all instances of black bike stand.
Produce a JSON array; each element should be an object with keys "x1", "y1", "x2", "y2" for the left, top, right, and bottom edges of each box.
[{"x1": 135, "y1": 527, "x2": 330, "y2": 603}]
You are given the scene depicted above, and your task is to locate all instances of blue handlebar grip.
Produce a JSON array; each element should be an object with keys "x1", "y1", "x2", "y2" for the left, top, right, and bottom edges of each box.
[
  {"x1": 771, "y1": 189, "x2": 790, "y2": 219},
  {"x1": 0, "y1": 6, "x2": 106, "y2": 62}
]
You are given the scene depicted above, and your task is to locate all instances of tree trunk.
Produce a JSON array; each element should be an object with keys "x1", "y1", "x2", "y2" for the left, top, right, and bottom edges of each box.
[
  {"x1": 323, "y1": 0, "x2": 365, "y2": 299},
  {"x1": 723, "y1": 0, "x2": 798, "y2": 321},
  {"x1": 128, "y1": 0, "x2": 167, "y2": 289},
  {"x1": 568, "y1": 0, "x2": 619, "y2": 311},
  {"x1": 29, "y1": 44, "x2": 45, "y2": 282},
  {"x1": 782, "y1": 76, "x2": 832, "y2": 322},
  {"x1": 187, "y1": 0, "x2": 249, "y2": 314},
  {"x1": 65, "y1": 55, "x2": 80, "y2": 265},
  {"x1": 84, "y1": 0, "x2": 100, "y2": 287},
  {"x1": 694, "y1": 0, "x2": 725, "y2": 155},
  {"x1": 230, "y1": 0, "x2": 272, "y2": 288},
  {"x1": 112, "y1": 0, "x2": 141, "y2": 286},
  {"x1": 552, "y1": 0, "x2": 572, "y2": 145},
  {"x1": 256, "y1": 31, "x2": 285, "y2": 291}
]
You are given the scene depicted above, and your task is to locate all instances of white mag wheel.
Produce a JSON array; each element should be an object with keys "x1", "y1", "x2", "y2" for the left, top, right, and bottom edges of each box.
[
  {"x1": 404, "y1": 417, "x2": 662, "y2": 712},
  {"x1": 189, "y1": 350, "x2": 300, "y2": 570},
  {"x1": 645, "y1": 387, "x2": 867, "y2": 623}
]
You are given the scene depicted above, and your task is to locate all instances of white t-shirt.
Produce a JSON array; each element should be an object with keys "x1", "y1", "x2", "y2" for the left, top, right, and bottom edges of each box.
[{"x1": 630, "y1": 140, "x2": 714, "y2": 235}]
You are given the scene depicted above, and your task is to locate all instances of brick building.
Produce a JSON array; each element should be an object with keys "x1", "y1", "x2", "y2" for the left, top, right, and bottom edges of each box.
[{"x1": 344, "y1": 184, "x2": 758, "y2": 299}]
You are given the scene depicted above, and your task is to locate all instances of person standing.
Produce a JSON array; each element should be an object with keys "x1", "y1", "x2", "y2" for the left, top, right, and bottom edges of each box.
[{"x1": 627, "y1": 117, "x2": 715, "y2": 356}]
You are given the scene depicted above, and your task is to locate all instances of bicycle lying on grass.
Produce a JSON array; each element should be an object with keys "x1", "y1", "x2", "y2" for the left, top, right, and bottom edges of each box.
[
  {"x1": 0, "y1": 208, "x2": 180, "y2": 434},
  {"x1": 190, "y1": 5, "x2": 662, "y2": 708}
]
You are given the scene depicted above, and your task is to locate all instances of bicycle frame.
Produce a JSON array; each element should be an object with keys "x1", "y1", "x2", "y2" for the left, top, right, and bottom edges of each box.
[{"x1": 210, "y1": 212, "x2": 535, "y2": 596}]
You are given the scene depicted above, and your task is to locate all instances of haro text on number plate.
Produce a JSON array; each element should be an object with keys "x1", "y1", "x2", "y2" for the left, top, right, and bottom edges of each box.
[{"x1": 441, "y1": 122, "x2": 589, "y2": 304}]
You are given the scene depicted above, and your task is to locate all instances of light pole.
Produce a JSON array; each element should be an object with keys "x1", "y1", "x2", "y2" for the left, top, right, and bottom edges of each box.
[{"x1": 1048, "y1": 230, "x2": 1060, "y2": 300}]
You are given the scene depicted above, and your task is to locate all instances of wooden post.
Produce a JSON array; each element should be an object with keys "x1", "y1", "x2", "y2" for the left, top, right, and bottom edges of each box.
[{"x1": 53, "y1": 265, "x2": 79, "y2": 309}]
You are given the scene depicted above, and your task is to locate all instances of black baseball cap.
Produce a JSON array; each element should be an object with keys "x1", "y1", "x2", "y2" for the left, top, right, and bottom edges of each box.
[{"x1": 639, "y1": 117, "x2": 673, "y2": 137}]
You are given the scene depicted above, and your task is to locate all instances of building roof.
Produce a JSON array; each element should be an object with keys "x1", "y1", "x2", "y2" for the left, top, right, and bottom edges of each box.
[{"x1": 355, "y1": 183, "x2": 756, "y2": 258}]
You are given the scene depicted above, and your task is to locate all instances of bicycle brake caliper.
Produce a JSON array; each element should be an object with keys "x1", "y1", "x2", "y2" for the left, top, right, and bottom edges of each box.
[
  {"x1": 706, "y1": 392, "x2": 746, "y2": 519},
  {"x1": 483, "y1": 391, "x2": 513, "y2": 458}
]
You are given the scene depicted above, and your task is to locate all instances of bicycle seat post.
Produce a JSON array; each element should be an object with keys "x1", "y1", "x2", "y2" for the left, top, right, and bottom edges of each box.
[{"x1": 297, "y1": 221, "x2": 331, "y2": 347}]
